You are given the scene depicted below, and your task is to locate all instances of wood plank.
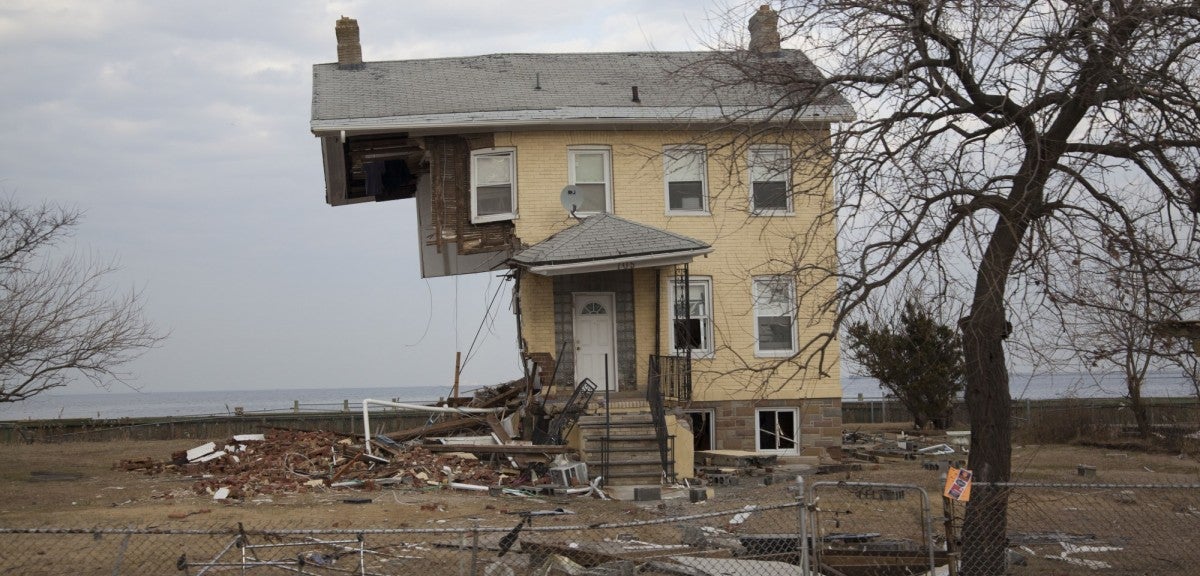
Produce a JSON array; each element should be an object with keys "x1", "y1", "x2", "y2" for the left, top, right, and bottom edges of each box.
[
  {"x1": 383, "y1": 416, "x2": 485, "y2": 441},
  {"x1": 421, "y1": 443, "x2": 574, "y2": 455}
]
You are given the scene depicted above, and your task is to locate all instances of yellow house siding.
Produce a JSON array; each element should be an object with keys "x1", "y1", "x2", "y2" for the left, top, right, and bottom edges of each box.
[
  {"x1": 504, "y1": 129, "x2": 840, "y2": 402},
  {"x1": 518, "y1": 272, "x2": 556, "y2": 361},
  {"x1": 632, "y1": 267, "x2": 659, "y2": 386}
]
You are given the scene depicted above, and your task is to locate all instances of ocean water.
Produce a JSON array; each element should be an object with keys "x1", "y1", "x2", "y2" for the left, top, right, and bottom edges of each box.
[
  {"x1": 0, "y1": 385, "x2": 470, "y2": 421},
  {"x1": 2, "y1": 371, "x2": 1195, "y2": 421},
  {"x1": 842, "y1": 370, "x2": 1198, "y2": 401}
]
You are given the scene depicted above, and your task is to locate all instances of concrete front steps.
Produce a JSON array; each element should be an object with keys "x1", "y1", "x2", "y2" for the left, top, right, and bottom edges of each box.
[{"x1": 576, "y1": 410, "x2": 673, "y2": 487}]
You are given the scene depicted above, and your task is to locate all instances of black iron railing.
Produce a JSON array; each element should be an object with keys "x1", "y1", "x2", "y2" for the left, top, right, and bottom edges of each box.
[
  {"x1": 645, "y1": 358, "x2": 674, "y2": 483},
  {"x1": 648, "y1": 354, "x2": 691, "y2": 403}
]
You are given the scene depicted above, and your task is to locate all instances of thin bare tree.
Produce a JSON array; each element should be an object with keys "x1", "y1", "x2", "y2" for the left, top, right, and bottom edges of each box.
[
  {"x1": 694, "y1": 2, "x2": 1200, "y2": 572},
  {"x1": 1045, "y1": 226, "x2": 1200, "y2": 438},
  {"x1": 1, "y1": 197, "x2": 164, "y2": 403}
]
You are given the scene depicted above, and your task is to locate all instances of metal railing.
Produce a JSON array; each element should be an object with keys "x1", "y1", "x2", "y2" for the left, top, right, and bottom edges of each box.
[{"x1": 648, "y1": 354, "x2": 691, "y2": 403}]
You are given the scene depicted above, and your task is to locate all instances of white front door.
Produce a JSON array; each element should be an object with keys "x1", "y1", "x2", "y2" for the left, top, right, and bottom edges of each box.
[{"x1": 573, "y1": 292, "x2": 617, "y2": 390}]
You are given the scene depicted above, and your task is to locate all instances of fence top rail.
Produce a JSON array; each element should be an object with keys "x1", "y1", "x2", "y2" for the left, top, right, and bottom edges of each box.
[
  {"x1": 0, "y1": 502, "x2": 805, "y2": 537},
  {"x1": 975, "y1": 481, "x2": 1200, "y2": 489}
]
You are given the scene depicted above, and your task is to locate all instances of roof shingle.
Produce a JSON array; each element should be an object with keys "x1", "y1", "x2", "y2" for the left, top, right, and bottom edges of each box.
[
  {"x1": 511, "y1": 213, "x2": 710, "y2": 267},
  {"x1": 311, "y1": 51, "x2": 852, "y2": 131}
]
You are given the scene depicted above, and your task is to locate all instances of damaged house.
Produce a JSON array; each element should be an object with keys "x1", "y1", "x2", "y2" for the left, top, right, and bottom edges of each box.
[{"x1": 309, "y1": 8, "x2": 850, "y2": 484}]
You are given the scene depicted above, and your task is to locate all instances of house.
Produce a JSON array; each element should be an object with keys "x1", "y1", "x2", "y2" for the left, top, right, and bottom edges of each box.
[{"x1": 310, "y1": 7, "x2": 852, "y2": 482}]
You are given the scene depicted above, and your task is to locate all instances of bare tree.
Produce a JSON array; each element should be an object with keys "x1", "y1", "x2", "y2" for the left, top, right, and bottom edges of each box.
[
  {"x1": 1046, "y1": 227, "x2": 1200, "y2": 438},
  {"x1": 697, "y1": 2, "x2": 1200, "y2": 572},
  {"x1": 1, "y1": 197, "x2": 163, "y2": 403}
]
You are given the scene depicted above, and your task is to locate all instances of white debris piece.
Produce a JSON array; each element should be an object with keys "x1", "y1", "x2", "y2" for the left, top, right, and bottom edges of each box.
[
  {"x1": 212, "y1": 487, "x2": 231, "y2": 500},
  {"x1": 729, "y1": 505, "x2": 758, "y2": 525},
  {"x1": 194, "y1": 450, "x2": 227, "y2": 464},
  {"x1": 233, "y1": 434, "x2": 266, "y2": 442},
  {"x1": 186, "y1": 442, "x2": 217, "y2": 462}
]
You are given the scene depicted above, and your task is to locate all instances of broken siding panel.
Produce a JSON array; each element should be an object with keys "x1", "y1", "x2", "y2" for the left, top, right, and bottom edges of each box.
[{"x1": 424, "y1": 134, "x2": 515, "y2": 256}]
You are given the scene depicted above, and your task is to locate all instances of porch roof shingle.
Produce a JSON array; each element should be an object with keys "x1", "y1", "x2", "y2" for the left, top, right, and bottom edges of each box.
[{"x1": 511, "y1": 213, "x2": 710, "y2": 269}]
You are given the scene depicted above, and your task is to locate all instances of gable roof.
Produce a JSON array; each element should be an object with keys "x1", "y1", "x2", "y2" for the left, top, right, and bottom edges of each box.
[
  {"x1": 511, "y1": 213, "x2": 712, "y2": 275},
  {"x1": 311, "y1": 51, "x2": 853, "y2": 133}
]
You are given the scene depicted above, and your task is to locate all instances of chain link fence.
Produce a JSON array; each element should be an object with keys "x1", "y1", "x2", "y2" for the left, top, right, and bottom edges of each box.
[{"x1": 2, "y1": 481, "x2": 1197, "y2": 575}]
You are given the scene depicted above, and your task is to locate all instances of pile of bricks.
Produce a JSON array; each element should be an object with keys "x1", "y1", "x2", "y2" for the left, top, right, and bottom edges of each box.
[{"x1": 117, "y1": 429, "x2": 521, "y2": 499}]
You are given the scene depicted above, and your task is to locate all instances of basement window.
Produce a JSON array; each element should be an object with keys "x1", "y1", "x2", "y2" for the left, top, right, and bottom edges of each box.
[
  {"x1": 471, "y1": 147, "x2": 517, "y2": 223},
  {"x1": 756, "y1": 408, "x2": 798, "y2": 454}
]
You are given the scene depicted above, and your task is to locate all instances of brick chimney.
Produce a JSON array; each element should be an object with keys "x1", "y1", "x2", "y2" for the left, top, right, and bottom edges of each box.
[
  {"x1": 748, "y1": 5, "x2": 781, "y2": 55},
  {"x1": 335, "y1": 16, "x2": 363, "y2": 69}
]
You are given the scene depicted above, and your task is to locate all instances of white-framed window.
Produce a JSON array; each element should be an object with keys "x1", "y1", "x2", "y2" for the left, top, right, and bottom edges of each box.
[
  {"x1": 669, "y1": 277, "x2": 713, "y2": 356},
  {"x1": 752, "y1": 275, "x2": 796, "y2": 356},
  {"x1": 470, "y1": 147, "x2": 517, "y2": 223},
  {"x1": 567, "y1": 146, "x2": 612, "y2": 215},
  {"x1": 748, "y1": 145, "x2": 791, "y2": 214},
  {"x1": 664, "y1": 145, "x2": 708, "y2": 214},
  {"x1": 755, "y1": 407, "x2": 799, "y2": 454}
]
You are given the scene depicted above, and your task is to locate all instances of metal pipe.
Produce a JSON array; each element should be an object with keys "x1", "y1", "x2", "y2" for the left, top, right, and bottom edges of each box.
[{"x1": 361, "y1": 399, "x2": 505, "y2": 455}]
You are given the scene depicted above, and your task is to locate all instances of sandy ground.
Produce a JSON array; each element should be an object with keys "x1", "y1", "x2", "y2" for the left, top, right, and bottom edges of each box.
[{"x1": 0, "y1": 435, "x2": 1196, "y2": 530}]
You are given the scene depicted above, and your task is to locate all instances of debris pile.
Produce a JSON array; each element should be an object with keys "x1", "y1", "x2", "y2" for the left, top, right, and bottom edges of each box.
[
  {"x1": 832, "y1": 428, "x2": 968, "y2": 473},
  {"x1": 118, "y1": 429, "x2": 547, "y2": 499}
]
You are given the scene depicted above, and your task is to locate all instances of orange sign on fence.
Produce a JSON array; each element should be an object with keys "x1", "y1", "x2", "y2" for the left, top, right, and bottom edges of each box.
[{"x1": 944, "y1": 466, "x2": 973, "y2": 501}]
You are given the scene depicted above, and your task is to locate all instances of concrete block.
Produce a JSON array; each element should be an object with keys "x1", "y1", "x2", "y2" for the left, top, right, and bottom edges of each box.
[
  {"x1": 689, "y1": 487, "x2": 708, "y2": 503},
  {"x1": 1077, "y1": 464, "x2": 1097, "y2": 477},
  {"x1": 633, "y1": 486, "x2": 661, "y2": 501}
]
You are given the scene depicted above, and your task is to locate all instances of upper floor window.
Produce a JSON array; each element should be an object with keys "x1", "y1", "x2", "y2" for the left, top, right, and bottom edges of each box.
[
  {"x1": 670, "y1": 277, "x2": 714, "y2": 356},
  {"x1": 568, "y1": 146, "x2": 612, "y2": 215},
  {"x1": 664, "y1": 146, "x2": 708, "y2": 214},
  {"x1": 748, "y1": 145, "x2": 791, "y2": 214},
  {"x1": 470, "y1": 147, "x2": 517, "y2": 223},
  {"x1": 752, "y1": 275, "x2": 796, "y2": 356}
]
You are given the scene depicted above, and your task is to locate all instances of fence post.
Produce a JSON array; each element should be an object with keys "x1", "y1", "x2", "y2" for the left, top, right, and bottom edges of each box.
[
  {"x1": 293, "y1": 400, "x2": 300, "y2": 414},
  {"x1": 470, "y1": 522, "x2": 480, "y2": 576},
  {"x1": 797, "y1": 475, "x2": 810, "y2": 576}
]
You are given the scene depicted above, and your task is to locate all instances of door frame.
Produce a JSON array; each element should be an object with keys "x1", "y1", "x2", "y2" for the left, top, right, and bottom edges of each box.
[{"x1": 572, "y1": 292, "x2": 618, "y2": 390}]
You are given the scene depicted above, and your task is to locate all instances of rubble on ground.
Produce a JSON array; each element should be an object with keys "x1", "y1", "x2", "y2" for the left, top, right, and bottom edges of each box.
[
  {"x1": 114, "y1": 379, "x2": 598, "y2": 499},
  {"x1": 117, "y1": 429, "x2": 542, "y2": 498}
]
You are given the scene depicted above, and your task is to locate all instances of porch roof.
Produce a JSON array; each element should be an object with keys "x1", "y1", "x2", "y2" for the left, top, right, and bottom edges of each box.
[{"x1": 511, "y1": 213, "x2": 712, "y2": 276}]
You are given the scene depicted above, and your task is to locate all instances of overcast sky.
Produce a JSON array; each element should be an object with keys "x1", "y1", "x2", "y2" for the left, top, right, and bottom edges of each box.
[{"x1": 0, "y1": 0, "x2": 733, "y2": 396}]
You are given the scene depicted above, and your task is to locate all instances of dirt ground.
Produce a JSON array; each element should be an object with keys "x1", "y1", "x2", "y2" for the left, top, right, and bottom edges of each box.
[{"x1": 0, "y1": 435, "x2": 1196, "y2": 529}]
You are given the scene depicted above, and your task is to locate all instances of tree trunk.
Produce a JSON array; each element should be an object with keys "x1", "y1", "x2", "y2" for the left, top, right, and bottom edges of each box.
[
  {"x1": 1127, "y1": 378, "x2": 1150, "y2": 440},
  {"x1": 958, "y1": 216, "x2": 1024, "y2": 575}
]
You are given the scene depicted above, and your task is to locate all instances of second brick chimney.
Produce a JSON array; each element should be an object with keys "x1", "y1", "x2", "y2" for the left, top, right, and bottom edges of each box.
[
  {"x1": 748, "y1": 5, "x2": 781, "y2": 55},
  {"x1": 335, "y1": 16, "x2": 363, "y2": 69}
]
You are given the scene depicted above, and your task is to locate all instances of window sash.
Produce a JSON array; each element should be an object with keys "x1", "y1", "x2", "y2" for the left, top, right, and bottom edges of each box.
[
  {"x1": 471, "y1": 149, "x2": 516, "y2": 222},
  {"x1": 749, "y1": 146, "x2": 791, "y2": 212},
  {"x1": 753, "y1": 276, "x2": 795, "y2": 355},
  {"x1": 665, "y1": 147, "x2": 707, "y2": 213},
  {"x1": 757, "y1": 409, "x2": 797, "y2": 452},
  {"x1": 569, "y1": 148, "x2": 611, "y2": 214},
  {"x1": 670, "y1": 278, "x2": 713, "y2": 355}
]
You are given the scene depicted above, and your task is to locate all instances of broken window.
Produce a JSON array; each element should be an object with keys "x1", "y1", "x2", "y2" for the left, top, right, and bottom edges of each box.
[
  {"x1": 664, "y1": 145, "x2": 707, "y2": 213},
  {"x1": 568, "y1": 146, "x2": 612, "y2": 214},
  {"x1": 752, "y1": 275, "x2": 795, "y2": 356},
  {"x1": 470, "y1": 147, "x2": 517, "y2": 223},
  {"x1": 756, "y1": 408, "x2": 798, "y2": 453},
  {"x1": 670, "y1": 277, "x2": 713, "y2": 356},
  {"x1": 748, "y1": 145, "x2": 791, "y2": 213}
]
